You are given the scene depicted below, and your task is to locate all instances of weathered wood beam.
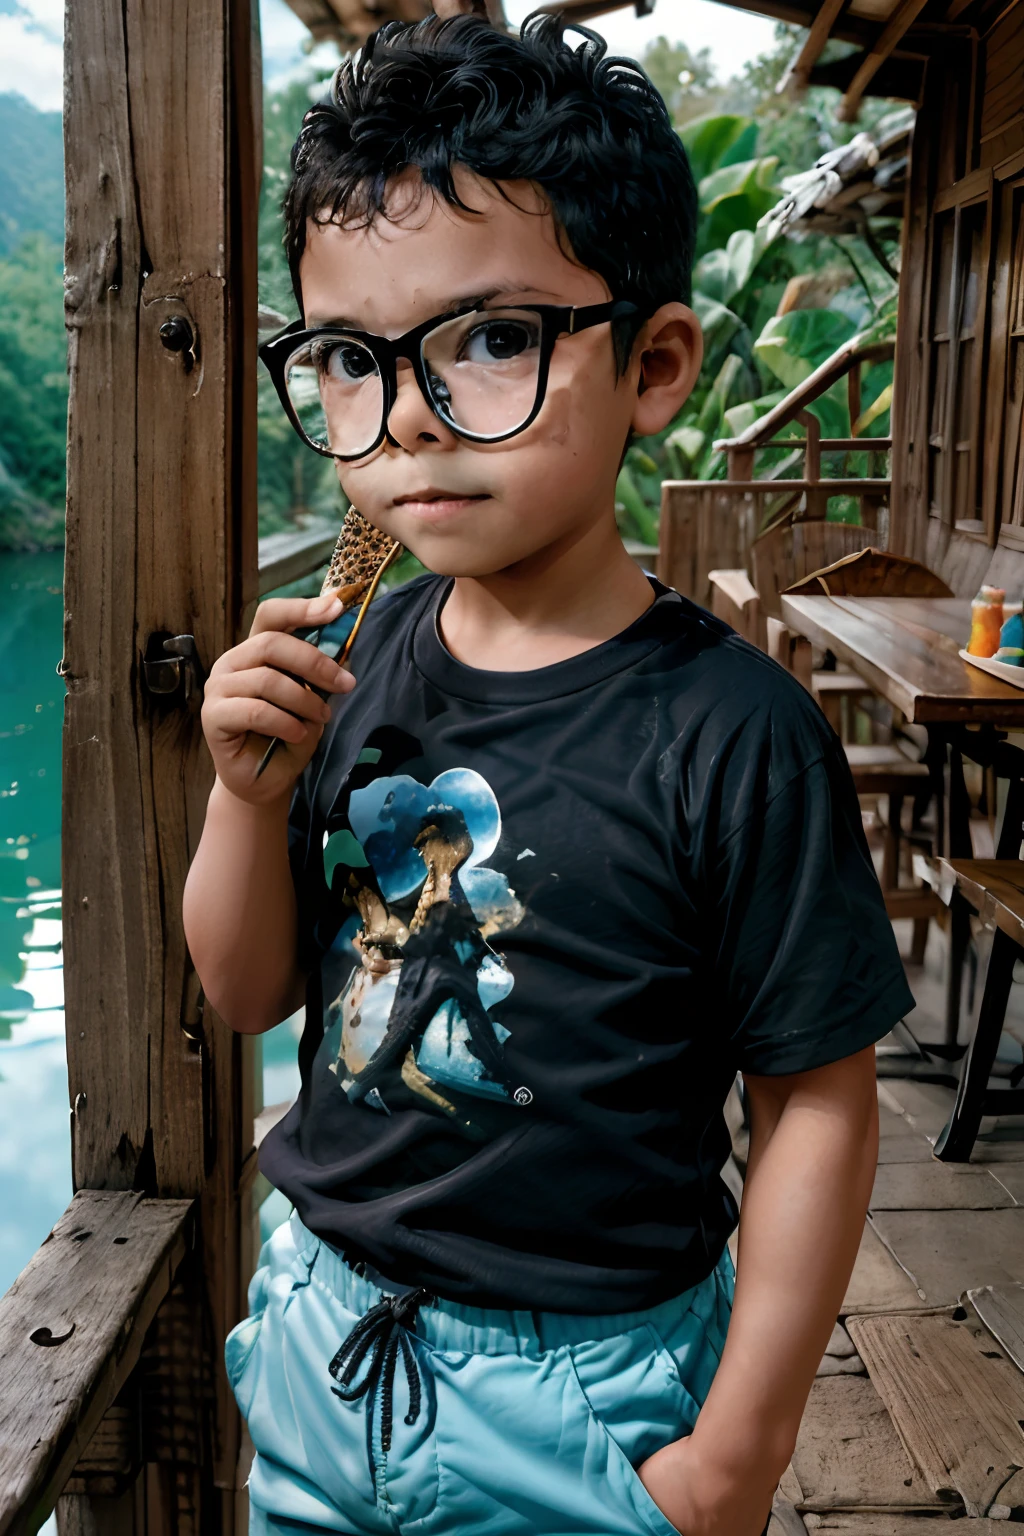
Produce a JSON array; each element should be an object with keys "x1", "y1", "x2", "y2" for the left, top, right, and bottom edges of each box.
[
  {"x1": 0, "y1": 1193, "x2": 192, "y2": 1536},
  {"x1": 777, "y1": 0, "x2": 849, "y2": 97},
  {"x1": 808, "y1": 47, "x2": 928, "y2": 103},
  {"x1": 837, "y1": 0, "x2": 933, "y2": 121},
  {"x1": 61, "y1": 0, "x2": 261, "y2": 1529},
  {"x1": 257, "y1": 524, "x2": 338, "y2": 595}
]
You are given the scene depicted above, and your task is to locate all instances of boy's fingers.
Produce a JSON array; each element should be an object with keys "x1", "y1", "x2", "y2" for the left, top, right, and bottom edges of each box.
[
  {"x1": 250, "y1": 593, "x2": 342, "y2": 638},
  {"x1": 215, "y1": 631, "x2": 353, "y2": 692},
  {"x1": 211, "y1": 667, "x2": 333, "y2": 724},
  {"x1": 211, "y1": 697, "x2": 318, "y2": 747}
]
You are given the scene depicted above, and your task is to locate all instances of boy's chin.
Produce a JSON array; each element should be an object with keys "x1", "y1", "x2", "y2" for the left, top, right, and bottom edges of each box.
[{"x1": 400, "y1": 535, "x2": 545, "y2": 581}]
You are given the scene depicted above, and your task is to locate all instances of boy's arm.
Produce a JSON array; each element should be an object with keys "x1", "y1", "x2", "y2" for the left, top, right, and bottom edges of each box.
[
  {"x1": 183, "y1": 592, "x2": 353, "y2": 1034},
  {"x1": 639, "y1": 1044, "x2": 878, "y2": 1536},
  {"x1": 184, "y1": 781, "x2": 305, "y2": 1032}
]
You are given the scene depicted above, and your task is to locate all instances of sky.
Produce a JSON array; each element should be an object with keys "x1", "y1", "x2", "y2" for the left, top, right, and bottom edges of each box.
[{"x1": 0, "y1": 0, "x2": 778, "y2": 113}]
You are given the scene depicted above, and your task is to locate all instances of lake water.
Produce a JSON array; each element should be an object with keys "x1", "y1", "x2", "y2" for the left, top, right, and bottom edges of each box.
[{"x1": 0, "y1": 549, "x2": 298, "y2": 1299}]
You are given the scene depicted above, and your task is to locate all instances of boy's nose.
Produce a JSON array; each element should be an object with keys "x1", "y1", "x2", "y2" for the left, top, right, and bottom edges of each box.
[{"x1": 385, "y1": 358, "x2": 453, "y2": 450}]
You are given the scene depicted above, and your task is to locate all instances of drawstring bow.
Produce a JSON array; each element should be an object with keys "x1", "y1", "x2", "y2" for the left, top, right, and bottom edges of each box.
[{"x1": 328, "y1": 1288, "x2": 433, "y2": 1478}]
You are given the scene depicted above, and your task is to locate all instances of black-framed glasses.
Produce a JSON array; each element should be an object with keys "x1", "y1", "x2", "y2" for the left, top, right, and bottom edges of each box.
[{"x1": 259, "y1": 299, "x2": 638, "y2": 461}]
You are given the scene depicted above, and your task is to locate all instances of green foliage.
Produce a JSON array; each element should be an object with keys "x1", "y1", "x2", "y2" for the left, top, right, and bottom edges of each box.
[
  {"x1": 0, "y1": 94, "x2": 63, "y2": 256},
  {"x1": 617, "y1": 25, "x2": 904, "y2": 542},
  {"x1": 0, "y1": 234, "x2": 67, "y2": 549},
  {"x1": 679, "y1": 114, "x2": 760, "y2": 183},
  {"x1": 754, "y1": 309, "x2": 859, "y2": 389},
  {"x1": 256, "y1": 71, "x2": 348, "y2": 538},
  {"x1": 639, "y1": 38, "x2": 717, "y2": 126},
  {"x1": 0, "y1": 35, "x2": 906, "y2": 553}
]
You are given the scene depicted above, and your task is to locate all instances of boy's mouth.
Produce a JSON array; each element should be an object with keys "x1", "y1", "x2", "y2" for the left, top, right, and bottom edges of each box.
[{"x1": 391, "y1": 490, "x2": 491, "y2": 522}]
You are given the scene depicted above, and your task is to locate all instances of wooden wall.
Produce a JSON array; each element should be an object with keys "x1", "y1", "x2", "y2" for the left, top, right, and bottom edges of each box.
[
  {"x1": 890, "y1": 0, "x2": 1024, "y2": 595},
  {"x1": 61, "y1": 0, "x2": 261, "y2": 1529}
]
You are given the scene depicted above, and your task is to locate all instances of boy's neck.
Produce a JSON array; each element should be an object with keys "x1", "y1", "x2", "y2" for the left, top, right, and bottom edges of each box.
[{"x1": 437, "y1": 516, "x2": 656, "y2": 673}]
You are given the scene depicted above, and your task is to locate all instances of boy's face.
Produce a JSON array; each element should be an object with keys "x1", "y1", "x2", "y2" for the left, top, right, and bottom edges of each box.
[{"x1": 299, "y1": 168, "x2": 701, "y2": 578}]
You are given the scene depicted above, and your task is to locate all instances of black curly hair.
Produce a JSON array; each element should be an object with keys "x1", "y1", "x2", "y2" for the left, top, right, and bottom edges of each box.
[{"x1": 282, "y1": 11, "x2": 697, "y2": 373}]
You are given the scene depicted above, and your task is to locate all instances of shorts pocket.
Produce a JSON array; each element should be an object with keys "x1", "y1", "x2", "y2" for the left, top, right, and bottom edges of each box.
[
  {"x1": 224, "y1": 1309, "x2": 265, "y2": 1420},
  {"x1": 567, "y1": 1347, "x2": 683, "y2": 1536}
]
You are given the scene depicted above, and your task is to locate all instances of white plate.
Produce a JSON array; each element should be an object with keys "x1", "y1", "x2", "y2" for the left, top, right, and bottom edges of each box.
[{"x1": 959, "y1": 648, "x2": 1024, "y2": 689}]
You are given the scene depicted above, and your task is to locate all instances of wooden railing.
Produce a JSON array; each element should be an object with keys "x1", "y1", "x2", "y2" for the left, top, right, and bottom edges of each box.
[
  {"x1": 657, "y1": 336, "x2": 895, "y2": 608},
  {"x1": 257, "y1": 523, "x2": 340, "y2": 596},
  {"x1": 0, "y1": 1194, "x2": 193, "y2": 1536},
  {"x1": 255, "y1": 526, "x2": 660, "y2": 595}
]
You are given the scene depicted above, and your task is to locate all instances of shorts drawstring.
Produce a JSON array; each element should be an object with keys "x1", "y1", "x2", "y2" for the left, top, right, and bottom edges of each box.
[{"x1": 328, "y1": 1288, "x2": 433, "y2": 1481}]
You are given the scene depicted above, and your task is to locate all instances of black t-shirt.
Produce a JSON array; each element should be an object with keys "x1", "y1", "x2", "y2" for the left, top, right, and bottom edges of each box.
[{"x1": 260, "y1": 574, "x2": 913, "y2": 1314}]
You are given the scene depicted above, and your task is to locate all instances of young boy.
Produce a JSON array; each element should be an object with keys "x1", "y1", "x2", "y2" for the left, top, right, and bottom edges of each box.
[{"x1": 183, "y1": 15, "x2": 913, "y2": 1536}]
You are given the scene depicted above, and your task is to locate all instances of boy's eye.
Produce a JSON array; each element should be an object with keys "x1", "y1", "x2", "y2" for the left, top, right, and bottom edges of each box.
[
  {"x1": 316, "y1": 340, "x2": 377, "y2": 383},
  {"x1": 461, "y1": 319, "x2": 538, "y2": 364}
]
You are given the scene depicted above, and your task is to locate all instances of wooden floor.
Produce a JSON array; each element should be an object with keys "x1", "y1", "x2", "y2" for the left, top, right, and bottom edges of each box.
[{"x1": 755, "y1": 1048, "x2": 1024, "y2": 1529}]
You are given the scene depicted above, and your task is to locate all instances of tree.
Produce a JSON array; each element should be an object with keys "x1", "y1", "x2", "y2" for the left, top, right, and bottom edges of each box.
[
  {"x1": 0, "y1": 234, "x2": 67, "y2": 550},
  {"x1": 639, "y1": 37, "x2": 718, "y2": 125}
]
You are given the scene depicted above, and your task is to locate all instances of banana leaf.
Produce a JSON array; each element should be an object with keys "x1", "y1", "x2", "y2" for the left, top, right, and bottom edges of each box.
[
  {"x1": 753, "y1": 309, "x2": 859, "y2": 391},
  {"x1": 680, "y1": 114, "x2": 760, "y2": 184},
  {"x1": 697, "y1": 157, "x2": 780, "y2": 255}
]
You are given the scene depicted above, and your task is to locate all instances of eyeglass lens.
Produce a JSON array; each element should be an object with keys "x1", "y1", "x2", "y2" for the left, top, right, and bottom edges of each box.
[{"x1": 283, "y1": 309, "x2": 544, "y2": 457}]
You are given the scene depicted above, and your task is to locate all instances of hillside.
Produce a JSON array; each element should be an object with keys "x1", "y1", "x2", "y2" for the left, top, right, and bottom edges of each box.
[
  {"x1": 0, "y1": 93, "x2": 63, "y2": 255},
  {"x1": 0, "y1": 93, "x2": 65, "y2": 550}
]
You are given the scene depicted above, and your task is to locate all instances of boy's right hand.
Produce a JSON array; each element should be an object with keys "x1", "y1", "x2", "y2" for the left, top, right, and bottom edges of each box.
[{"x1": 201, "y1": 593, "x2": 355, "y2": 806}]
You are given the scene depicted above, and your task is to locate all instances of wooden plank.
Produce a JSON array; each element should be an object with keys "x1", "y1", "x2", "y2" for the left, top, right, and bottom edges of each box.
[
  {"x1": 804, "y1": 1516, "x2": 1015, "y2": 1531},
  {"x1": 61, "y1": 0, "x2": 261, "y2": 1529},
  {"x1": 788, "y1": 1375, "x2": 948, "y2": 1513},
  {"x1": 989, "y1": 1164, "x2": 1024, "y2": 1199},
  {"x1": 876, "y1": 1079, "x2": 953, "y2": 1141},
  {"x1": 64, "y1": 1405, "x2": 139, "y2": 1497},
  {"x1": 837, "y1": 0, "x2": 932, "y2": 123},
  {"x1": 969, "y1": 1280, "x2": 1024, "y2": 1372},
  {"x1": 868, "y1": 1207, "x2": 1024, "y2": 1303},
  {"x1": 940, "y1": 857, "x2": 1024, "y2": 945},
  {"x1": 842, "y1": 1221, "x2": 926, "y2": 1314},
  {"x1": 779, "y1": 0, "x2": 850, "y2": 95},
  {"x1": 780, "y1": 595, "x2": 1024, "y2": 724},
  {"x1": 846, "y1": 1308, "x2": 1024, "y2": 1516},
  {"x1": 870, "y1": 1161, "x2": 1017, "y2": 1208},
  {"x1": 257, "y1": 523, "x2": 338, "y2": 596},
  {"x1": 876, "y1": 1101, "x2": 938, "y2": 1164},
  {"x1": 0, "y1": 1192, "x2": 192, "y2": 1536}
]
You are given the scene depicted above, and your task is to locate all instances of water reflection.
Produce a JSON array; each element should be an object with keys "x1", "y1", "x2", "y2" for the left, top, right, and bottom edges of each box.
[
  {"x1": 0, "y1": 551, "x2": 67, "y2": 1297},
  {"x1": 0, "y1": 551, "x2": 300, "y2": 1298}
]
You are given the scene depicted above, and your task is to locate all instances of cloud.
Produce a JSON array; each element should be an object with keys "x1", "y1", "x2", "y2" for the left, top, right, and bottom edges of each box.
[
  {"x1": 503, "y1": 0, "x2": 778, "y2": 82},
  {"x1": 0, "y1": 0, "x2": 63, "y2": 112},
  {"x1": 1, "y1": 0, "x2": 780, "y2": 119}
]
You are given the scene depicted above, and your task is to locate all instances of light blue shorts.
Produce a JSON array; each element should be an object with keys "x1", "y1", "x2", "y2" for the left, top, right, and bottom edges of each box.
[{"x1": 226, "y1": 1212, "x2": 734, "y2": 1536}]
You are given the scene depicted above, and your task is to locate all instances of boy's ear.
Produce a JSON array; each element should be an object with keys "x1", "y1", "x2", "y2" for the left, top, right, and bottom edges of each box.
[{"x1": 630, "y1": 304, "x2": 703, "y2": 439}]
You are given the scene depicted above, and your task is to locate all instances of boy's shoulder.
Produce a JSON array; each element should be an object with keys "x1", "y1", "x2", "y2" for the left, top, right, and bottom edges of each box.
[{"x1": 648, "y1": 586, "x2": 836, "y2": 759}]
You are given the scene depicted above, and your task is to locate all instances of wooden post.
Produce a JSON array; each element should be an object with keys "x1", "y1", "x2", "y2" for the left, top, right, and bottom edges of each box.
[{"x1": 61, "y1": 0, "x2": 260, "y2": 1529}]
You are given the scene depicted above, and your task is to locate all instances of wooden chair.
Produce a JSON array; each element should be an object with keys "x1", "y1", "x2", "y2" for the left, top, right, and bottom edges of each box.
[
  {"x1": 707, "y1": 568, "x2": 765, "y2": 649},
  {"x1": 931, "y1": 858, "x2": 1024, "y2": 1160},
  {"x1": 782, "y1": 546, "x2": 954, "y2": 600},
  {"x1": 752, "y1": 522, "x2": 880, "y2": 620},
  {"x1": 775, "y1": 542, "x2": 948, "y2": 952}
]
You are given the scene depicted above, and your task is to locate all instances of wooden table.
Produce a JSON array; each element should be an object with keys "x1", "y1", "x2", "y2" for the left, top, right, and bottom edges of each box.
[
  {"x1": 781, "y1": 594, "x2": 1024, "y2": 1071},
  {"x1": 779, "y1": 595, "x2": 1024, "y2": 728}
]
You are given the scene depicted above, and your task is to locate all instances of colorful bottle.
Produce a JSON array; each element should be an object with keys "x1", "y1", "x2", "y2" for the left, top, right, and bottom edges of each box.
[
  {"x1": 996, "y1": 604, "x2": 1024, "y2": 665},
  {"x1": 968, "y1": 585, "x2": 1006, "y2": 658}
]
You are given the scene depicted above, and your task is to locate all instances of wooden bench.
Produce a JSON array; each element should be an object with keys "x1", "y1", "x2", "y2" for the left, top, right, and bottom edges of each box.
[{"x1": 930, "y1": 859, "x2": 1024, "y2": 1160}]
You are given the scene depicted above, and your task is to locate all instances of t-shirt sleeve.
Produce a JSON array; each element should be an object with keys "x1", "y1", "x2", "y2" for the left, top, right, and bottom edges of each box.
[{"x1": 712, "y1": 734, "x2": 915, "y2": 1076}]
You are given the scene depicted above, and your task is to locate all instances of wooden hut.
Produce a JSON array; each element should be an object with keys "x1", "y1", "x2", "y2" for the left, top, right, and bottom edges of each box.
[{"x1": 1, "y1": 1, "x2": 1023, "y2": 1534}]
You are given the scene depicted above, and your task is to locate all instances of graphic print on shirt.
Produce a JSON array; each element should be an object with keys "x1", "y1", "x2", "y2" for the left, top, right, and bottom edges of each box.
[{"x1": 315, "y1": 731, "x2": 525, "y2": 1132}]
